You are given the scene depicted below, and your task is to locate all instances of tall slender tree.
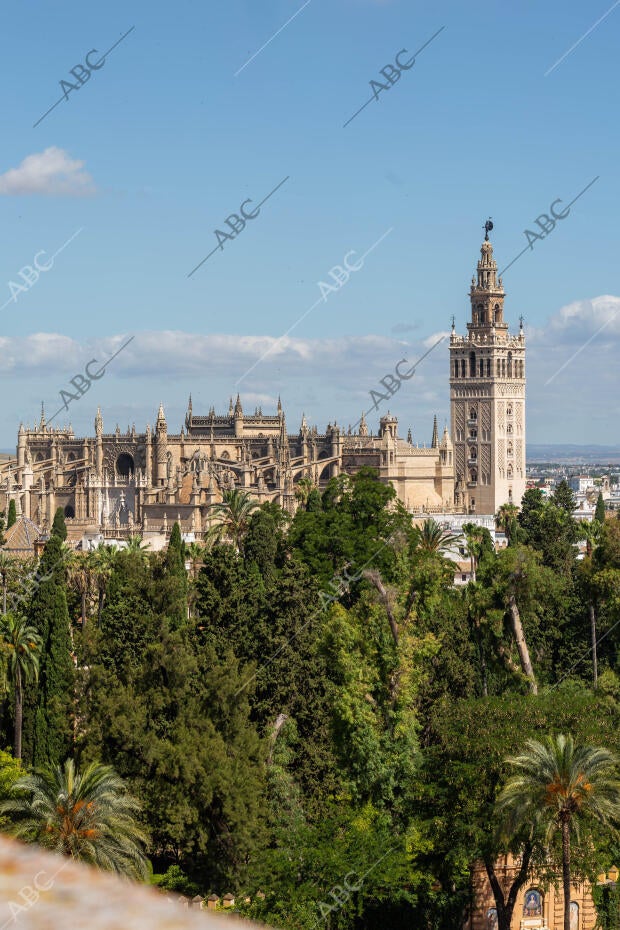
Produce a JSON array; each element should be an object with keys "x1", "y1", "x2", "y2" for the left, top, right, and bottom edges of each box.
[
  {"x1": 496, "y1": 503, "x2": 519, "y2": 545},
  {"x1": 23, "y1": 534, "x2": 75, "y2": 767},
  {"x1": 51, "y1": 507, "x2": 67, "y2": 540},
  {"x1": 87, "y1": 543, "x2": 116, "y2": 627},
  {"x1": 6, "y1": 501, "x2": 16, "y2": 530},
  {"x1": 65, "y1": 551, "x2": 91, "y2": 627},
  {"x1": 498, "y1": 734, "x2": 620, "y2": 930},
  {"x1": 0, "y1": 614, "x2": 41, "y2": 758}
]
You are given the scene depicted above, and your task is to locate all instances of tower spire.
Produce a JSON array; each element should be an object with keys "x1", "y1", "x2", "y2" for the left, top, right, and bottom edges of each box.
[
  {"x1": 468, "y1": 224, "x2": 506, "y2": 331},
  {"x1": 431, "y1": 415, "x2": 439, "y2": 448}
]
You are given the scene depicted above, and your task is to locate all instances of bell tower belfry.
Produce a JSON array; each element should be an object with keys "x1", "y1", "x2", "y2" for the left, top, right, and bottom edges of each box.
[{"x1": 450, "y1": 222, "x2": 526, "y2": 515}]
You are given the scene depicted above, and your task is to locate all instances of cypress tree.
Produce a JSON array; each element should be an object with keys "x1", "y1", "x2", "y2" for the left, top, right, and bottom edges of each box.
[
  {"x1": 595, "y1": 491, "x2": 606, "y2": 524},
  {"x1": 22, "y1": 534, "x2": 74, "y2": 766},
  {"x1": 51, "y1": 507, "x2": 67, "y2": 540},
  {"x1": 7, "y1": 500, "x2": 16, "y2": 529},
  {"x1": 552, "y1": 479, "x2": 576, "y2": 515},
  {"x1": 0, "y1": 511, "x2": 6, "y2": 547},
  {"x1": 158, "y1": 522, "x2": 188, "y2": 625}
]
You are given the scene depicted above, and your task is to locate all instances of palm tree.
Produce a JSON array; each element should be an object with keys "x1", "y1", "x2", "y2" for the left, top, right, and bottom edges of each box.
[
  {"x1": 207, "y1": 489, "x2": 259, "y2": 550},
  {"x1": 64, "y1": 550, "x2": 92, "y2": 627},
  {"x1": 185, "y1": 541, "x2": 204, "y2": 580},
  {"x1": 462, "y1": 522, "x2": 488, "y2": 582},
  {"x1": 0, "y1": 552, "x2": 13, "y2": 615},
  {"x1": 124, "y1": 535, "x2": 151, "y2": 561},
  {"x1": 87, "y1": 543, "x2": 116, "y2": 627},
  {"x1": 497, "y1": 734, "x2": 620, "y2": 930},
  {"x1": 412, "y1": 518, "x2": 462, "y2": 555},
  {"x1": 496, "y1": 503, "x2": 519, "y2": 544},
  {"x1": 294, "y1": 476, "x2": 316, "y2": 509},
  {"x1": 1, "y1": 759, "x2": 148, "y2": 879},
  {"x1": 0, "y1": 614, "x2": 41, "y2": 758}
]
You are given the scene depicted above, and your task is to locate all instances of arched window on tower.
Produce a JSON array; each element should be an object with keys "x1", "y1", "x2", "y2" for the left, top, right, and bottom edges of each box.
[
  {"x1": 461, "y1": 359, "x2": 466, "y2": 377},
  {"x1": 501, "y1": 359, "x2": 506, "y2": 377},
  {"x1": 454, "y1": 359, "x2": 459, "y2": 378},
  {"x1": 470, "y1": 408, "x2": 477, "y2": 421},
  {"x1": 494, "y1": 303, "x2": 501, "y2": 323},
  {"x1": 479, "y1": 358, "x2": 484, "y2": 377},
  {"x1": 508, "y1": 352, "x2": 513, "y2": 378},
  {"x1": 497, "y1": 359, "x2": 501, "y2": 377},
  {"x1": 469, "y1": 351, "x2": 476, "y2": 377},
  {"x1": 486, "y1": 358, "x2": 491, "y2": 377}
]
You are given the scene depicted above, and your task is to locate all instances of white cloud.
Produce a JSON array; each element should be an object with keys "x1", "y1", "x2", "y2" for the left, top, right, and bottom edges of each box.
[
  {"x1": 0, "y1": 147, "x2": 95, "y2": 196},
  {"x1": 546, "y1": 295, "x2": 620, "y2": 340},
  {"x1": 1, "y1": 300, "x2": 619, "y2": 444}
]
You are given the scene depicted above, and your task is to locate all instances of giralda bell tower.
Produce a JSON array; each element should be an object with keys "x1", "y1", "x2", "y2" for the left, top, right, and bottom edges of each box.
[{"x1": 450, "y1": 222, "x2": 526, "y2": 515}]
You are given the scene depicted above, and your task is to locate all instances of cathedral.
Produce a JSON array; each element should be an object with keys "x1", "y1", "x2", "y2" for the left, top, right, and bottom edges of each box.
[{"x1": 0, "y1": 229, "x2": 525, "y2": 541}]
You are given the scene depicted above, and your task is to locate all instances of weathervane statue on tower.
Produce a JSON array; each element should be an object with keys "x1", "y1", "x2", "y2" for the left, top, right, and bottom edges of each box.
[{"x1": 484, "y1": 218, "x2": 493, "y2": 241}]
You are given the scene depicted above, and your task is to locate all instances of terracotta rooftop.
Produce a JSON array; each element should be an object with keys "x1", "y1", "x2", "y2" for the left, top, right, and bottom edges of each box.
[{"x1": 3, "y1": 516, "x2": 43, "y2": 555}]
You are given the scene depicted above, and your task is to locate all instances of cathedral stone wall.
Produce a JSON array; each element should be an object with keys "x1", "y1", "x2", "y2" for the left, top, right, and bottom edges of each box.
[{"x1": 1, "y1": 400, "x2": 454, "y2": 538}]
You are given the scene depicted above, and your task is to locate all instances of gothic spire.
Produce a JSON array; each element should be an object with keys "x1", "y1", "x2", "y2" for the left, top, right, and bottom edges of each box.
[
  {"x1": 234, "y1": 393, "x2": 243, "y2": 416},
  {"x1": 431, "y1": 415, "x2": 439, "y2": 448}
]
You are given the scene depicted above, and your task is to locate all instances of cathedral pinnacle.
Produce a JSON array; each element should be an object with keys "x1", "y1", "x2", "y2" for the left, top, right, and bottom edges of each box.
[
  {"x1": 234, "y1": 394, "x2": 243, "y2": 416},
  {"x1": 156, "y1": 404, "x2": 167, "y2": 434},
  {"x1": 431, "y1": 415, "x2": 439, "y2": 448},
  {"x1": 40, "y1": 402, "x2": 46, "y2": 431}
]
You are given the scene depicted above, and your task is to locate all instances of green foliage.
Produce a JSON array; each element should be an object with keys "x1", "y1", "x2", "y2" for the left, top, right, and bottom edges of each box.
[
  {"x1": 0, "y1": 511, "x2": 6, "y2": 547},
  {"x1": 15, "y1": 471, "x2": 620, "y2": 927},
  {"x1": 0, "y1": 749, "x2": 23, "y2": 829},
  {"x1": 51, "y1": 507, "x2": 67, "y2": 540},
  {"x1": 22, "y1": 534, "x2": 74, "y2": 767},
  {"x1": 6, "y1": 501, "x2": 16, "y2": 530},
  {"x1": 596, "y1": 493, "x2": 607, "y2": 524},
  {"x1": 593, "y1": 881, "x2": 620, "y2": 930},
  {"x1": 553, "y1": 478, "x2": 577, "y2": 515},
  {"x1": 1, "y1": 758, "x2": 148, "y2": 878},
  {"x1": 152, "y1": 864, "x2": 199, "y2": 896},
  {"x1": 0, "y1": 613, "x2": 42, "y2": 758}
]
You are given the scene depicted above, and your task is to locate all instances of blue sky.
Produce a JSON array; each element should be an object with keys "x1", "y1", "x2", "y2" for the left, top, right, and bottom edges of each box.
[{"x1": 0, "y1": 0, "x2": 618, "y2": 448}]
